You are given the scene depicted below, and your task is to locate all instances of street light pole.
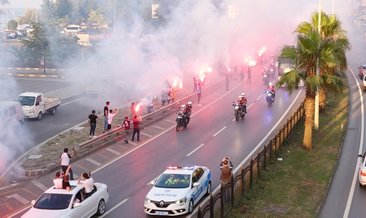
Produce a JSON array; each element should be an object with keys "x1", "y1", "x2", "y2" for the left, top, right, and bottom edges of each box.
[
  {"x1": 113, "y1": 0, "x2": 116, "y2": 33},
  {"x1": 314, "y1": 0, "x2": 321, "y2": 130}
]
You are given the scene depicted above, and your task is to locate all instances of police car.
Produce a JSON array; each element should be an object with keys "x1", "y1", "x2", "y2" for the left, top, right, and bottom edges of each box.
[{"x1": 144, "y1": 165, "x2": 212, "y2": 216}]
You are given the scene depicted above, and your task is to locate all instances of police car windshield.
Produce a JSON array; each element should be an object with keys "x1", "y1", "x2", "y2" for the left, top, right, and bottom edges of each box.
[{"x1": 155, "y1": 174, "x2": 191, "y2": 189}]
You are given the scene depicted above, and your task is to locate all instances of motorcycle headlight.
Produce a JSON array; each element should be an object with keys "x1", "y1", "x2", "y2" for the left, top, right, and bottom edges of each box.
[{"x1": 175, "y1": 197, "x2": 187, "y2": 205}]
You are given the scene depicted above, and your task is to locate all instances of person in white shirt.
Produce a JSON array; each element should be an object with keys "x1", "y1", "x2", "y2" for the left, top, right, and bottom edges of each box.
[
  {"x1": 78, "y1": 172, "x2": 95, "y2": 198},
  {"x1": 107, "y1": 108, "x2": 118, "y2": 131},
  {"x1": 53, "y1": 171, "x2": 63, "y2": 189},
  {"x1": 60, "y1": 148, "x2": 74, "y2": 180}
]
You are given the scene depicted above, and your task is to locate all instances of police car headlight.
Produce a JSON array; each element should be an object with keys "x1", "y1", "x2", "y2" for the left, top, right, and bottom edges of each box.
[
  {"x1": 145, "y1": 197, "x2": 151, "y2": 203},
  {"x1": 175, "y1": 197, "x2": 187, "y2": 205}
]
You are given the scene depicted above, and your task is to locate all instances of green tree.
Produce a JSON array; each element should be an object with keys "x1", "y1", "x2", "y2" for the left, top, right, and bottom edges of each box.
[
  {"x1": 87, "y1": 9, "x2": 107, "y2": 26},
  {"x1": 296, "y1": 12, "x2": 350, "y2": 111},
  {"x1": 18, "y1": 9, "x2": 37, "y2": 24},
  {"x1": 16, "y1": 22, "x2": 49, "y2": 67},
  {"x1": 7, "y1": 20, "x2": 18, "y2": 30},
  {"x1": 277, "y1": 30, "x2": 342, "y2": 150}
]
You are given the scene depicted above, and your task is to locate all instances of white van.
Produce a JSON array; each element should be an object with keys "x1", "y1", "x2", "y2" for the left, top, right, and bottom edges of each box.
[
  {"x1": 62, "y1": 25, "x2": 82, "y2": 34},
  {"x1": 0, "y1": 101, "x2": 25, "y2": 125}
]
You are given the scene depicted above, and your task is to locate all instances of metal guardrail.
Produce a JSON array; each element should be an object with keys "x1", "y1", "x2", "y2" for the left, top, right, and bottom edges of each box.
[{"x1": 188, "y1": 101, "x2": 305, "y2": 218}]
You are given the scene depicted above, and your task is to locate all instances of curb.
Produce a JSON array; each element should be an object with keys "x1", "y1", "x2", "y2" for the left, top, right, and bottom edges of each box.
[{"x1": 6, "y1": 73, "x2": 64, "y2": 79}]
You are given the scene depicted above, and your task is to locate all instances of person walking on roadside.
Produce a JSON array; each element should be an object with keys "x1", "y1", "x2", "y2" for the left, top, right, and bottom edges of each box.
[
  {"x1": 196, "y1": 81, "x2": 202, "y2": 105},
  {"x1": 132, "y1": 114, "x2": 141, "y2": 142},
  {"x1": 107, "y1": 108, "x2": 118, "y2": 131},
  {"x1": 247, "y1": 67, "x2": 252, "y2": 84},
  {"x1": 103, "y1": 101, "x2": 110, "y2": 132},
  {"x1": 122, "y1": 116, "x2": 131, "y2": 144},
  {"x1": 193, "y1": 76, "x2": 198, "y2": 93},
  {"x1": 88, "y1": 110, "x2": 98, "y2": 139},
  {"x1": 60, "y1": 148, "x2": 74, "y2": 180},
  {"x1": 225, "y1": 74, "x2": 230, "y2": 91}
]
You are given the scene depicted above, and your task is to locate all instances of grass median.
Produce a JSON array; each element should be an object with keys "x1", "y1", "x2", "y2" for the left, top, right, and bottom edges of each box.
[{"x1": 229, "y1": 79, "x2": 349, "y2": 217}]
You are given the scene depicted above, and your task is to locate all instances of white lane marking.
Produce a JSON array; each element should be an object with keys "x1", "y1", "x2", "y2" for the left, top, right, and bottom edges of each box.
[
  {"x1": 31, "y1": 180, "x2": 48, "y2": 191},
  {"x1": 213, "y1": 126, "x2": 227, "y2": 137},
  {"x1": 165, "y1": 119, "x2": 176, "y2": 124},
  {"x1": 141, "y1": 132, "x2": 153, "y2": 138},
  {"x1": 6, "y1": 194, "x2": 29, "y2": 204},
  {"x1": 106, "y1": 148, "x2": 121, "y2": 156},
  {"x1": 187, "y1": 144, "x2": 205, "y2": 157},
  {"x1": 343, "y1": 66, "x2": 364, "y2": 218},
  {"x1": 152, "y1": 125, "x2": 165, "y2": 130},
  {"x1": 100, "y1": 198, "x2": 129, "y2": 218},
  {"x1": 8, "y1": 205, "x2": 31, "y2": 218},
  {"x1": 0, "y1": 183, "x2": 18, "y2": 191},
  {"x1": 128, "y1": 141, "x2": 138, "y2": 146},
  {"x1": 256, "y1": 94, "x2": 263, "y2": 100},
  {"x1": 60, "y1": 98, "x2": 82, "y2": 107},
  {"x1": 236, "y1": 90, "x2": 302, "y2": 172},
  {"x1": 85, "y1": 158, "x2": 101, "y2": 166},
  {"x1": 248, "y1": 103, "x2": 254, "y2": 109}
]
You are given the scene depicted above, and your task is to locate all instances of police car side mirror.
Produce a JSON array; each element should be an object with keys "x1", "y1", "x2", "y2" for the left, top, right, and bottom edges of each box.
[
  {"x1": 193, "y1": 182, "x2": 200, "y2": 187},
  {"x1": 149, "y1": 180, "x2": 155, "y2": 185},
  {"x1": 31, "y1": 200, "x2": 36, "y2": 205}
]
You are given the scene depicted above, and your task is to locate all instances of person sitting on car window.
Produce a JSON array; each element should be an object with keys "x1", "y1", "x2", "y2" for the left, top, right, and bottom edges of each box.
[
  {"x1": 78, "y1": 172, "x2": 95, "y2": 198},
  {"x1": 62, "y1": 175, "x2": 72, "y2": 191},
  {"x1": 53, "y1": 171, "x2": 63, "y2": 189}
]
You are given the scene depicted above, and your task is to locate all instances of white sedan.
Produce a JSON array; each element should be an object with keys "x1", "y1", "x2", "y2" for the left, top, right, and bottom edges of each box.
[
  {"x1": 359, "y1": 152, "x2": 366, "y2": 187},
  {"x1": 144, "y1": 165, "x2": 212, "y2": 216},
  {"x1": 21, "y1": 181, "x2": 109, "y2": 218}
]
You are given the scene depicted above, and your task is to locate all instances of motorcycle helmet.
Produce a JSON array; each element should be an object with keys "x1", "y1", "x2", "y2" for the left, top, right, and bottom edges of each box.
[
  {"x1": 268, "y1": 82, "x2": 273, "y2": 86},
  {"x1": 187, "y1": 101, "x2": 192, "y2": 106},
  {"x1": 181, "y1": 104, "x2": 186, "y2": 109},
  {"x1": 238, "y1": 96, "x2": 242, "y2": 100},
  {"x1": 241, "y1": 92, "x2": 245, "y2": 97}
]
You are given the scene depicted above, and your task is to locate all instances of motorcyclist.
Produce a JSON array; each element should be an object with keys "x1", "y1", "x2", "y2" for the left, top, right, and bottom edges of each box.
[
  {"x1": 180, "y1": 104, "x2": 189, "y2": 124},
  {"x1": 185, "y1": 101, "x2": 192, "y2": 124},
  {"x1": 238, "y1": 92, "x2": 248, "y2": 113},
  {"x1": 266, "y1": 82, "x2": 276, "y2": 97}
]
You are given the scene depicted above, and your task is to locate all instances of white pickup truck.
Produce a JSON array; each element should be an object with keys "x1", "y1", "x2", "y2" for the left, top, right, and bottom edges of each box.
[{"x1": 17, "y1": 92, "x2": 61, "y2": 120}]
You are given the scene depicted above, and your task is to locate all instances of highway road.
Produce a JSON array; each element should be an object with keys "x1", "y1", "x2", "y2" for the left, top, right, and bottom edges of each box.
[
  {"x1": 319, "y1": 15, "x2": 366, "y2": 218},
  {"x1": 6, "y1": 65, "x2": 305, "y2": 218},
  {"x1": 80, "y1": 72, "x2": 304, "y2": 217}
]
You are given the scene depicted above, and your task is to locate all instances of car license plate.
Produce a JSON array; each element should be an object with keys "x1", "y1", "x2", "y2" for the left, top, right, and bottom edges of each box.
[{"x1": 156, "y1": 211, "x2": 169, "y2": 215}]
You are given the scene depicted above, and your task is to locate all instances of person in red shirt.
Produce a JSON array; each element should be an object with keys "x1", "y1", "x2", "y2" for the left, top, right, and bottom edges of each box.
[
  {"x1": 132, "y1": 114, "x2": 141, "y2": 142},
  {"x1": 122, "y1": 116, "x2": 131, "y2": 144}
]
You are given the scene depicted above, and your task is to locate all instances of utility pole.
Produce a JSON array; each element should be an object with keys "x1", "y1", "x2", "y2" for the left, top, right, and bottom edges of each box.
[
  {"x1": 113, "y1": 0, "x2": 116, "y2": 33},
  {"x1": 314, "y1": 0, "x2": 321, "y2": 130}
]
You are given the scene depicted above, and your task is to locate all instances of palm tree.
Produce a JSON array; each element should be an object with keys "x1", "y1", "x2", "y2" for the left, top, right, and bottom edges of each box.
[
  {"x1": 296, "y1": 12, "x2": 350, "y2": 111},
  {"x1": 277, "y1": 30, "x2": 340, "y2": 150}
]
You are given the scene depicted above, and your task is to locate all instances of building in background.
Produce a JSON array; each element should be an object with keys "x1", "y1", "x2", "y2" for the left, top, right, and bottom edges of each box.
[{"x1": 0, "y1": 8, "x2": 26, "y2": 30}]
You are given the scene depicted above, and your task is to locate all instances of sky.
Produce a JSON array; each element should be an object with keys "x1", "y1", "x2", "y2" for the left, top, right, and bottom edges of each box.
[{"x1": 1, "y1": 0, "x2": 42, "y2": 8}]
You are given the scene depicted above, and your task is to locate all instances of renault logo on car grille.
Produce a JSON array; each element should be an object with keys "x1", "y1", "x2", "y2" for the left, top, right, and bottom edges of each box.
[{"x1": 160, "y1": 201, "x2": 164, "y2": 207}]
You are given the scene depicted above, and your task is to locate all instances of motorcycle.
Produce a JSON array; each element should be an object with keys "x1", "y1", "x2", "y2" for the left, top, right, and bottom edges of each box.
[
  {"x1": 176, "y1": 112, "x2": 188, "y2": 131},
  {"x1": 232, "y1": 102, "x2": 245, "y2": 121},
  {"x1": 265, "y1": 90, "x2": 275, "y2": 107}
]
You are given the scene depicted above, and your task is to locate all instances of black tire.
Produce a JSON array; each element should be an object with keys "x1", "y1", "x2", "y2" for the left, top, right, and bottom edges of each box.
[
  {"x1": 96, "y1": 199, "x2": 106, "y2": 215},
  {"x1": 188, "y1": 199, "x2": 194, "y2": 214},
  {"x1": 50, "y1": 107, "x2": 57, "y2": 115},
  {"x1": 37, "y1": 112, "x2": 43, "y2": 120},
  {"x1": 235, "y1": 111, "x2": 239, "y2": 121},
  {"x1": 241, "y1": 111, "x2": 245, "y2": 119},
  {"x1": 184, "y1": 119, "x2": 188, "y2": 128},
  {"x1": 206, "y1": 182, "x2": 211, "y2": 195},
  {"x1": 176, "y1": 121, "x2": 181, "y2": 132}
]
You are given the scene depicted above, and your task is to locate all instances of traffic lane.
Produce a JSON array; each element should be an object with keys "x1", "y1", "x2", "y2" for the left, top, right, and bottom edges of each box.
[
  {"x1": 92, "y1": 87, "x2": 303, "y2": 217},
  {"x1": 101, "y1": 89, "x2": 303, "y2": 218},
  {"x1": 319, "y1": 66, "x2": 363, "y2": 215},
  {"x1": 11, "y1": 78, "x2": 73, "y2": 99}
]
